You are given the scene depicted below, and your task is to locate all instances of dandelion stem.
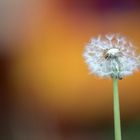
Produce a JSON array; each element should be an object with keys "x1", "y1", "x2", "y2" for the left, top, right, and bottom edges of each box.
[{"x1": 113, "y1": 77, "x2": 122, "y2": 140}]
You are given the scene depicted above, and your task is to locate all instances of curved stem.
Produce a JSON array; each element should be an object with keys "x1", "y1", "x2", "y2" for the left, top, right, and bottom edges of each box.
[{"x1": 113, "y1": 77, "x2": 122, "y2": 140}]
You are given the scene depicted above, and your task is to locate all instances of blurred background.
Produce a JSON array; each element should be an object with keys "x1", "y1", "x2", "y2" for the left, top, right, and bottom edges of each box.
[{"x1": 1, "y1": 0, "x2": 140, "y2": 139}]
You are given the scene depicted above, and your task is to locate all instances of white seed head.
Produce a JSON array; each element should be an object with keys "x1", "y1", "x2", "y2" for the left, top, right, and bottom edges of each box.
[{"x1": 83, "y1": 34, "x2": 140, "y2": 79}]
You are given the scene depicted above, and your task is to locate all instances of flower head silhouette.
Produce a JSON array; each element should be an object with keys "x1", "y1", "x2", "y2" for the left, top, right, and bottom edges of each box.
[{"x1": 83, "y1": 34, "x2": 140, "y2": 79}]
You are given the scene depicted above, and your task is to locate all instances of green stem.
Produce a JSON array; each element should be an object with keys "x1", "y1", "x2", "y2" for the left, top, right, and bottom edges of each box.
[{"x1": 113, "y1": 77, "x2": 122, "y2": 140}]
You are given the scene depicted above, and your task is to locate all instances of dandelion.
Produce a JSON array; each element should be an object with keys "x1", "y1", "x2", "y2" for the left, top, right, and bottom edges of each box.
[
  {"x1": 84, "y1": 34, "x2": 140, "y2": 79},
  {"x1": 83, "y1": 34, "x2": 140, "y2": 140}
]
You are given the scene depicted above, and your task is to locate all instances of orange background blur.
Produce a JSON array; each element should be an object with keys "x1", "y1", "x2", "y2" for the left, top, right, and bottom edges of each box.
[{"x1": 1, "y1": 0, "x2": 140, "y2": 139}]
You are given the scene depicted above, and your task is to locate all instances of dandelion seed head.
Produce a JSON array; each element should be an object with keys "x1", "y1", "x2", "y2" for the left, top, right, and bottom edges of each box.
[{"x1": 83, "y1": 34, "x2": 140, "y2": 79}]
